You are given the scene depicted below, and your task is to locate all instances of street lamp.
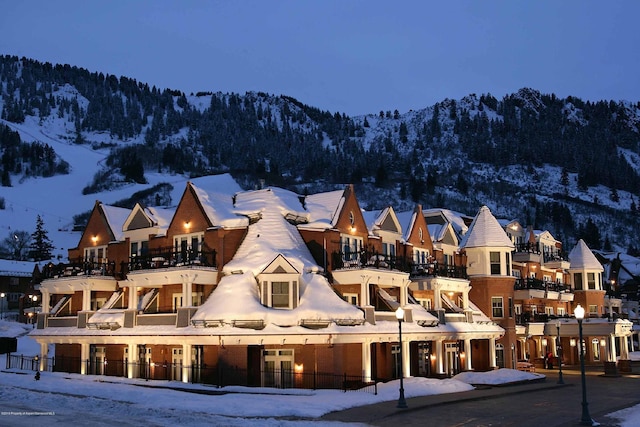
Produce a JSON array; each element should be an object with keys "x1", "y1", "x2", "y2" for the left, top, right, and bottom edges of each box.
[
  {"x1": 556, "y1": 320, "x2": 564, "y2": 384},
  {"x1": 395, "y1": 306, "x2": 408, "y2": 409},
  {"x1": 575, "y1": 304, "x2": 595, "y2": 426},
  {"x1": 0, "y1": 292, "x2": 5, "y2": 320}
]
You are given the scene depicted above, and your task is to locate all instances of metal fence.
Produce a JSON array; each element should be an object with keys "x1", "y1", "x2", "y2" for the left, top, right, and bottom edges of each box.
[{"x1": 5, "y1": 354, "x2": 378, "y2": 394}]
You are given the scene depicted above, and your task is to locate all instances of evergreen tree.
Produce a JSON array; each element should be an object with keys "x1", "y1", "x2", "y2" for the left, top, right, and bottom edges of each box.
[{"x1": 29, "y1": 215, "x2": 54, "y2": 261}]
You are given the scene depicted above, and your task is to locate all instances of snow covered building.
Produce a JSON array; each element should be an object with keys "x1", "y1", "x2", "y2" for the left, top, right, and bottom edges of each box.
[{"x1": 30, "y1": 175, "x2": 504, "y2": 387}]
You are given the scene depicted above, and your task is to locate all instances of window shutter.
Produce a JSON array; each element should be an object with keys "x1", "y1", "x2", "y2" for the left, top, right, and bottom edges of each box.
[
  {"x1": 292, "y1": 281, "x2": 298, "y2": 309},
  {"x1": 262, "y1": 281, "x2": 268, "y2": 305}
]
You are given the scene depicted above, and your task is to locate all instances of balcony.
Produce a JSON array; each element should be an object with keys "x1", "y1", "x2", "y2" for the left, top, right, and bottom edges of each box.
[
  {"x1": 331, "y1": 250, "x2": 466, "y2": 279},
  {"x1": 41, "y1": 259, "x2": 118, "y2": 279},
  {"x1": 514, "y1": 277, "x2": 573, "y2": 301},
  {"x1": 124, "y1": 247, "x2": 217, "y2": 273}
]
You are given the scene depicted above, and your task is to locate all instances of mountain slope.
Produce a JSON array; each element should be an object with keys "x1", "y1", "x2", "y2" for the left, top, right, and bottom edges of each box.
[{"x1": 1, "y1": 55, "x2": 640, "y2": 261}]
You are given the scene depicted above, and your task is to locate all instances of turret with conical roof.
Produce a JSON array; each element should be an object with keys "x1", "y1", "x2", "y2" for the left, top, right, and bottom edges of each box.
[{"x1": 569, "y1": 239, "x2": 605, "y2": 317}]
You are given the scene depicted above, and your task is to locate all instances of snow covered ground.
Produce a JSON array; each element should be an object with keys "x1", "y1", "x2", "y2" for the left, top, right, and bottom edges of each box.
[{"x1": 0, "y1": 319, "x2": 639, "y2": 426}]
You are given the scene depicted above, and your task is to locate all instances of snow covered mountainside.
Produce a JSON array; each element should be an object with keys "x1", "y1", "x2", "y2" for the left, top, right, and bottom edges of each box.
[{"x1": 1, "y1": 55, "x2": 640, "y2": 261}]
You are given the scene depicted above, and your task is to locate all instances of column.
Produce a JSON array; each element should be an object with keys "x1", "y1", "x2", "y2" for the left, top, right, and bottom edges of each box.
[
  {"x1": 489, "y1": 337, "x2": 497, "y2": 368},
  {"x1": 609, "y1": 334, "x2": 617, "y2": 362},
  {"x1": 620, "y1": 334, "x2": 630, "y2": 360},
  {"x1": 181, "y1": 273, "x2": 196, "y2": 307},
  {"x1": 80, "y1": 343, "x2": 90, "y2": 375},
  {"x1": 464, "y1": 338, "x2": 473, "y2": 371},
  {"x1": 361, "y1": 341, "x2": 372, "y2": 380},
  {"x1": 182, "y1": 344, "x2": 192, "y2": 383},
  {"x1": 40, "y1": 290, "x2": 50, "y2": 314},
  {"x1": 435, "y1": 339, "x2": 445, "y2": 375},
  {"x1": 82, "y1": 286, "x2": 92, "y2": 311},
  {"x1": 551, "y1": 337, "x2": 558, "y2": 357},
  {"x1": 39, "y1": 342, "x2": 48, "y2": 371},
  {"x1": 402, "y1": 339, "x2": 411, "y2": 377},
  {"x1": 128, "y1": 283, "x2": 138, "y2": 310},
  {"x1": 127, "y1": 343, "x2": 137, "y2": 378}
]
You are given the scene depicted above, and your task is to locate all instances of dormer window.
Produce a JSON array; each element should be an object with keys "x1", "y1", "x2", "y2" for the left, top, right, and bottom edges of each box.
[
  {"x1": 262, "y1": 279, "x2": 298, "y2": 309},
  {"x1": 258, "y1": 255, "x2": 300, "y2": 310}
]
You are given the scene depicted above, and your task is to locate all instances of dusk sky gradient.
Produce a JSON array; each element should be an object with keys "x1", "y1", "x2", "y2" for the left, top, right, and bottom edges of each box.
[{"x1": 2, "y1": 0, "x2": 639, "y2": 116}]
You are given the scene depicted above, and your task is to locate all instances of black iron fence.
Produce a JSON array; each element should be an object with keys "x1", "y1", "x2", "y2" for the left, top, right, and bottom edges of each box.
[
  {"x1": 5, "y1": 354, "x2": 377, "y2": 394},
  {"x1": 331, "y1": 250, "x2": 467, "y2": 279}
]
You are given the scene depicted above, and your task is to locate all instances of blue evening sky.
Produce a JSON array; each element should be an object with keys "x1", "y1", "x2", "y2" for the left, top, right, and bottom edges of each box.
[{"x1": 1, "y1": 0, "x2": 638, "y2": 116}]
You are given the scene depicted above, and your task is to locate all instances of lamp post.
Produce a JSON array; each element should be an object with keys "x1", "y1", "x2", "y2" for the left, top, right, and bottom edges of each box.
[
  {"x1": 0, "y1": 292, "x2": 5, "y2": 320},
  {"x1": 556, "y1": 320, "x2": 564, "y2": 384},
  {"x1": 395, "y1": 306, "x2": 408, "y2": 409},
  {"x1": 575, "y1": 304, "x2": 594, "y2": 425}
]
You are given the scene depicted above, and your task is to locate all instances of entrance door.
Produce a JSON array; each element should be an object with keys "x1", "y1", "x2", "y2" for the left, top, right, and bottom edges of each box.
[
  {"x1": 191, "y1": 345, "x2": 203, "y2": 383},
  {"x1": 417, "y1": 342, "x2": 432, "y2": 377},
  {"x1": 263, "y1": 349, "x2": 294, "y2": 388},
  {"x1": 90, "y1": 346, "x2": 105, "y2": 375},
  {"x1": 445, "y1": 343, "x2": 458, "y2": 376},
  {"x1": 496, "y1": 344, "x2": 505, "y2": 368}
]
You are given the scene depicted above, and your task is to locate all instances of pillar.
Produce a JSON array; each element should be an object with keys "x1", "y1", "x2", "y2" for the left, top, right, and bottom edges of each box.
[
  {"x1": 182, "y1": 344, "x2": 192, "y2": 383},
  {"x1": 127, "y1": 343, "x2": 137, "y2": 379},
  {"x1": 609, "y1": 334, "x2": 617, "y2": 362},
  {"x1": 435, "y1": 339, "x2": 444, "y2": 375},
  {"x1": 181, "y1": 274, "x2": 194, "y2": 307},
  {"x1": 402, "y1": 339, "x2": 411, "y2": 377},
  {"x1": 128, "y1": 283, "x2": 138, "y2": 310},
  {"x1": 39, "y1": 342, "x2": 48, "y2": 371},
  {"x1": 362, "y1": 341, "x2": 372, "y2": 380},
  {"x1": 489, "y1": 337, "x2": 497, "y2": 368},
  {"x1": 620, "y1": 334, "x2": 629, "y2": 360},
  {"x1": 464, "y1": 338, "x2": 473, "y2": 371},
  {"x1": 82, "y1": 286, "x2": 92, "y2": 311},
  {"x1": 40, "y1": 290, "x2": 50, "y2": 314},
  {"x1": 551, "y1": 337, "x2": 558, "y2": 357},
  {"x1": 80, "y1": 343, "x2": 90, "y2": 375}
]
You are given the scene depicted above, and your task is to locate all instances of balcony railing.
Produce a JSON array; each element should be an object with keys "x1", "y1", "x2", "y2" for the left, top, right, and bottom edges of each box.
[
  {"x1": 41, "y1": 258, "x2": 118, "y2": 279},
  {"x1": 331, "y1": 250, "x2": 466, "y2": 279},
  {"x1": 543, "y1": 251, "x2": 567, "y2": 263},
  {"x1": 514, "y1": 278, "x2": 570, "y2": 293},
  {"x1": 125, "y1": 247, "x2": 217, "y2": 273},
  {"x1": 514, "y1": 242, "x2": 540, "y2": 254}
]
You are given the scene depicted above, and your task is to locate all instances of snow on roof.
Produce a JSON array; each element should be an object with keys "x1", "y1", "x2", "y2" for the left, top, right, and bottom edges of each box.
[
  {"x1": 188, "y1": 173, "x2": 243, "y2": 196},
  {"x1": 101, "y1": 204, "x2": 131, "y2": 242},
  {"x1": 362, "y1": 209, "x2": 383, "y2": 234},
  {"x1": 302, "y1": 189, "x2": 345, "y2": 230},
  {"x1": 191, "y1": 187, "x2": 364, "y2": 325},
  {"x1": 144, "y1": 206, "x2": 175, "y2": 235},
  {"x1": 0, "y1": 259, "x2": 36, "y2": 276},
  {"x1": 423, "y1": 208, "x2": 470, "y2": 240},
  {"x1": 233, "y1": 187, "x2": 309, "y2": 223},
  {"x1": 191, "y1": 271, "x2": 363, "y2": 325},
  {"x1": 568, "y1": 239, "x2": 604, "y2": 271},
  {"x1": 459, "y1": 206, "x2": 514, "y2": 249},
  {"x1": 223, "y1": 188, "x2": 319, "y2": 275},
  {"x1": 396, "y1": 210, "x2": 417, "y2": 242},
  {"x1": 190, "y1": 182, "x2": 248, "y2": 228}
]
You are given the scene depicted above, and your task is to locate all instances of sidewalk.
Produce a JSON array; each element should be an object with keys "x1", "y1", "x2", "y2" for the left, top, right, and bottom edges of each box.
[{"x1": 321, "y1": 366, "x2": 625, "y2": 425}]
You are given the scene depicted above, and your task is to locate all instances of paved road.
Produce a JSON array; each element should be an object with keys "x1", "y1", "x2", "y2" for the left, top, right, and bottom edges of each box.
[{"x1": 322, "y1": 367, "x2": 640, "y2": 426}]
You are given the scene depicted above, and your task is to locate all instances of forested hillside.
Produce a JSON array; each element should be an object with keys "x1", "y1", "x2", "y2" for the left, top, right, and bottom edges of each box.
[{"x1": 1, "y1": 55, "x2": 640, "y2": 255}]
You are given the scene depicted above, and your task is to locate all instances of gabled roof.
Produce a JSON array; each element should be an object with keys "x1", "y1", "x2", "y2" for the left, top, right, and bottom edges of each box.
[
  {"x1": 302, "y1": 189, "x2": 345, "y2": 230},
  {"x1": 364, "y1": 206, "x2": 402, "y2": 237},
  {"x1": 189, "y1": 182, "x2": 248, "y2": 228},
  {"x1": 423, "y1": 208, "x2": 471, "y2": 242},
  {"x1": 99, "y1": 204, "x2": 131, "y2": 242},
  {"x1": 459, "y1": 206, "x2": 514, "y2": 249},
  {"x1": 568, "y1": 239, "x2": 603, "y2": 271}
]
